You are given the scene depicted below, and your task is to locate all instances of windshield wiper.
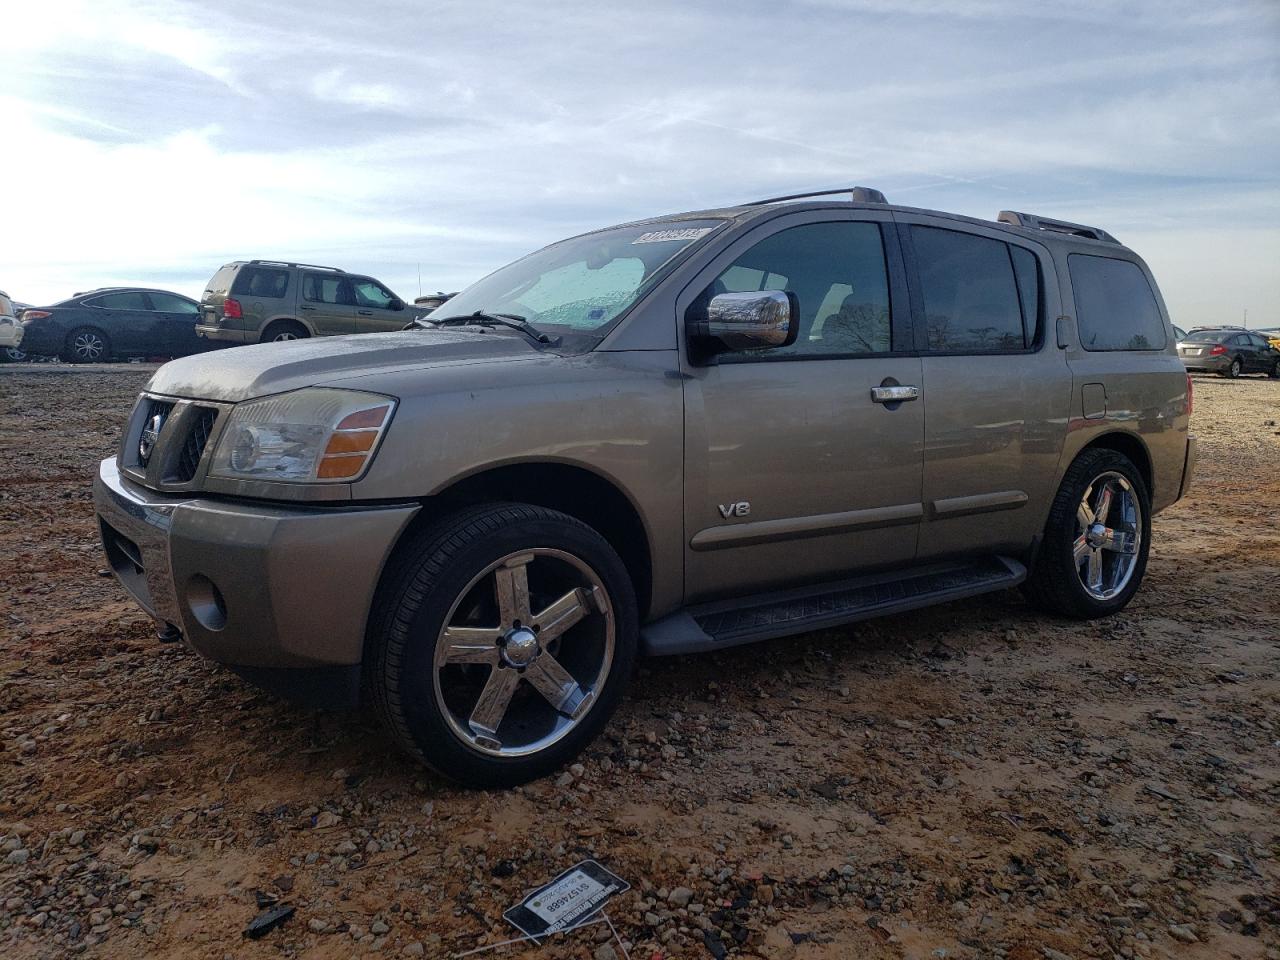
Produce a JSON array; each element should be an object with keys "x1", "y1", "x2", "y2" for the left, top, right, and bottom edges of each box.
[{"x1": 429, "y1": 311, "x2": 557, "y2": 345}]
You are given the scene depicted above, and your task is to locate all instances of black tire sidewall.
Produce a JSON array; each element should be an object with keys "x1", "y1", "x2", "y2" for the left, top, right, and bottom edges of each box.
[
  {"x1": 1046, "y1": 450, "x2": 1152, "y2": 617},
  {"x1": 1228, "y1": 358, "x2": 1242, "y2": 378},
  {"x1": 261, "y1": 320, "x2": 308, "y2": 343},
  {"x1": 372, "y1": 506, "x2": 637, "y2": 788}
]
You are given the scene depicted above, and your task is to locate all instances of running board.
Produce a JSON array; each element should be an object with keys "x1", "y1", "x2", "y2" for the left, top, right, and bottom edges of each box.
[{"x1": 640, "y1": 556, "x2": 1026, "y2": 656}]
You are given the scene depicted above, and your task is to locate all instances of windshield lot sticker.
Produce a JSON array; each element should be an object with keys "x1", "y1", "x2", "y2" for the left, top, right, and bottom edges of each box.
[
  {"x1": 632, "y1": 227, "x2": 714, "y2": 244},
  {"x1": 503, "y1": 860, "x2": 629, "y2": 943}
]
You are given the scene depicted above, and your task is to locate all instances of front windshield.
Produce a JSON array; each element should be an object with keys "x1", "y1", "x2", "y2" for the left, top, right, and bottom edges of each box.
[{"x1": 435, "y1": 219, "x2": 724, "y2": 336}]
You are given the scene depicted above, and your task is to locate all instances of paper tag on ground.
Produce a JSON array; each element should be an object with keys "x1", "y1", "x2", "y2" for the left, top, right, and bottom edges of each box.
[{"x1": 503, "y1": 859, "x2": 629, "y2": 943}]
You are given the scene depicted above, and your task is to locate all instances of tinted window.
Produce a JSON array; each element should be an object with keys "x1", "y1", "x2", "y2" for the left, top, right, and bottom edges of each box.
[
  {"x1": 700, "y1": 221, "x2": 893, "y2": 357},
  {"x1": 231, "y1": 266, "x2": 290, "y2": 299},
  {"x1": 1068, "y1": 255, "x2": 1165, "y2": 351},
  {"x1": 1184, "y1": 329, "x2": 1224, "y2": 342},
  {"x1": 1010, "y1": 246, "x2": 1041, "y2": 345},
  {"x1": 148, "y1": 293, "x2": 198, "y2": 314},
  {"x1": 1249, "y1": 335, "x2": 1270, "y2": 349},
  {"x1": 912, "y1": 226, "x2": 1026, "y2": 353},
  {"x1": 303, "y1": 274, "x2": 352, "y2": 305},
  {"x1": 352, "y1": 279, "x2": 396, "y2": 309},
  {"x1": 89, "y1": 291, "x2": 149, "y2": 310}
]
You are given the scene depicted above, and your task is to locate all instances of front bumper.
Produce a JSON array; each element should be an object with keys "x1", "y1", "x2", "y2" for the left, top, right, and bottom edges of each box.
[
  {"x1": 195, "y1": 323, "x2": 251, "y2": 343},
  {"x1": 94, "y1": 457, "x2": 419, "y2": 677}
]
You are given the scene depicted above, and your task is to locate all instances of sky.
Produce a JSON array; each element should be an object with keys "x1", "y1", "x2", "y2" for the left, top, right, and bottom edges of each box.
[{"x1": 2, "y1": 0, "x2": 1278, "y2": 327}]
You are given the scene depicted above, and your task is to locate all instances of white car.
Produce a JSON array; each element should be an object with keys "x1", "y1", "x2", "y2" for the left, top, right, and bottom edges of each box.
[{"x1": 0, "y1": 290, "x2": 25, "y2": 361}]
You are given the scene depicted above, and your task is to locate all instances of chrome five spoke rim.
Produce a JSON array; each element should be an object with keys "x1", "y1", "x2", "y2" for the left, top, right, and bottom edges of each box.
[
  {"x1": 74, "y1": 332, "x2": 104, "y2": 360},
  {"x1": 433, "y1": 548, "x2": 614, "y2": 757},
  {"x1": 1073, "y1": 471, "x2": 1141, "y2": 601},
  {"x1": 273, "y1": 331, "x2": 297, "y2": 341}
]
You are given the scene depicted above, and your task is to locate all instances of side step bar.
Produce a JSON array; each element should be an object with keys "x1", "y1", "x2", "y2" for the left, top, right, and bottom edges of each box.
[{"x1": 640, "y1": 556, "x2": 1026, "y2": 656}]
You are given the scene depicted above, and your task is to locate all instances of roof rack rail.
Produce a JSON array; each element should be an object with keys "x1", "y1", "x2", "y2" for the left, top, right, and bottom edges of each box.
[
  {"x1": 997, "y1": 211, "x2": 1119, "y2": 245},
  {"x1": 248, "y1": 259, "x2": 343, "y2": 272},
  {"x1": 745, "y1": 185, "x2": 887, "y2": 206}
]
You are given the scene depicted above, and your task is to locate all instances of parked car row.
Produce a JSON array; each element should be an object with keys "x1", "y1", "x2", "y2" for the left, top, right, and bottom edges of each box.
[
  {"x1": 1176, "y1": 326, "x2": 1280, "y2": 378},
  {"x1": 5, "y1": 261, "x2": 452, "y2": 363}
]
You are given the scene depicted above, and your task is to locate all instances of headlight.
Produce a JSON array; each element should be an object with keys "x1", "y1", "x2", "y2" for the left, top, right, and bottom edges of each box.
[{"x1": 209, "y1": 388, "x2": 396, "y2": 483}]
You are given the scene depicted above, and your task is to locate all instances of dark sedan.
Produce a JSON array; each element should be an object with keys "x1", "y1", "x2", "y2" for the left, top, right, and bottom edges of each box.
[
  {"x1": 1176, "y1": 326, "x2": 1280, "y2": 379},
  {"x1": 19, "y1": 287, "x2": 223, "y2": 363}
]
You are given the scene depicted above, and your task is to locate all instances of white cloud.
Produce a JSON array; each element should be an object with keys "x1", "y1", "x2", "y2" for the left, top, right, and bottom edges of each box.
[{"x1": 1, "y1": 0, "x2": 1277, "y2": 327}]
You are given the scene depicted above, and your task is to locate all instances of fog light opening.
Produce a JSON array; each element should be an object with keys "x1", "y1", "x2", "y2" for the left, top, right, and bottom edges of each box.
[{"x1": 186, "y1": 574, "x2": 227, "y2": 631}]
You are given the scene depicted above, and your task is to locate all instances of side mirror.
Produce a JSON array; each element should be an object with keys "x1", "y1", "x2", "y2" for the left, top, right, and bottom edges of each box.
[
  {"x1": 689, "y1": 290, "x2": 798, "y2": 354},
  {"x1": 389, "y1": 298, "x2": 405, "y2": 311}
]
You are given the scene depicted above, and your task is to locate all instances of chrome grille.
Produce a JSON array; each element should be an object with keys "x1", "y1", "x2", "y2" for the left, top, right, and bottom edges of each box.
[
  {"x1": 145, "y1": 398, "x2": 175, "y2": 429},
  {"x1": 175, "y1": 407, "x2": 218, "y2": 482}
]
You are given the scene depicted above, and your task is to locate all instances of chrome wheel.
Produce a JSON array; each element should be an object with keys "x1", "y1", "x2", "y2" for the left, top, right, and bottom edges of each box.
[
  {"x1": 3, "y1": 347, "x2": 26, "y2": 362},
  {"x1": 272, "y1": 331, "x2": 298, "y2": 341},
  {"x1": 1073, "y1": 472, "x2": 1141, "y2": 601},
  {"x1": 72, "y1": 330, "x2": 106, "y2": 361},
  {"x1": 432, "y1": 548, "x2": 614, "y2": 758}
]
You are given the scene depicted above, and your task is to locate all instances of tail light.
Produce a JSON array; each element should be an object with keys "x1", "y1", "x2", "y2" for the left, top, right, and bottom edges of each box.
[
  {"x1": 221, "y1": 298, "x2": 243, "y2": 320},
  {"x1": 1185, "y1": 373, "x2": 1193, "y2": 416},
  {"x1": 20, "y1": 310, "x2": 50, "y2": 322},
  {"x1": 1208, "y1": 344, "x2": 1227, "y2": 356}
]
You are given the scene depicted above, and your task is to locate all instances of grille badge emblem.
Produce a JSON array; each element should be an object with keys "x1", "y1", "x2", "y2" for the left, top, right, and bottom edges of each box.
[{"x1": 139, "y1": 413, "x2": 165, "y2": 465}]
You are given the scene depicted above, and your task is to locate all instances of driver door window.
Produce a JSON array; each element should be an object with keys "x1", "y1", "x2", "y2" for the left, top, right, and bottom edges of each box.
[
  {"x1": 352, "y1": 278, "x2": 408, "y2": 333},
  {"x1": 699, "y1": 221, "x2": 894, "y2": 358}
]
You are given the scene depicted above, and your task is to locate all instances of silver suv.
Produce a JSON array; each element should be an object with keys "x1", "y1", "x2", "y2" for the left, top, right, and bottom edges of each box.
[{"x1": 94, "y1": 188, "x2": 1196, "y2": 787}]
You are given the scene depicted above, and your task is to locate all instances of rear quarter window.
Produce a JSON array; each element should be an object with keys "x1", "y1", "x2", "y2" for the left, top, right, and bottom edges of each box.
[
  {"x1": 1069, "y1": 254, "x2": 1166, "y2": 351},
  {"x1": 231, "y1": 266, "x2": 291, "y2": 300}
]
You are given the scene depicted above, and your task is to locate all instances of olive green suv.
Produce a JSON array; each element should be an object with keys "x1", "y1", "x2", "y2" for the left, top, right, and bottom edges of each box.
[
  {"x1": 95, "y1": 188, "x2": 1196, "y2": 787},
  {"x1": 195, "y1": 260, "x2": 424, "y2": 344}
]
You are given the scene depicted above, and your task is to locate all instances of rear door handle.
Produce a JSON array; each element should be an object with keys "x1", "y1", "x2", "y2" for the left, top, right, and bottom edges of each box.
[
  {"x1": 357, "y1": 310, "x2": 372, "y2": 316},
  {"x1": 870, "y1": 385, "x2": 920, "y2": 403}
]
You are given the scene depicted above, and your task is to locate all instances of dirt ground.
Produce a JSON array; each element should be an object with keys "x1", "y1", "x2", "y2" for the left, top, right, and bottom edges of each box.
[{"x1": 0, "y1": 367, "x2": 1277, "y2": 960}]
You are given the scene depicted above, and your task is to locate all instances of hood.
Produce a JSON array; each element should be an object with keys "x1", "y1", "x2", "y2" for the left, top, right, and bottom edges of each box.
[{"x1": 146, "y1": 329, "x2": 547, "y2": 402}]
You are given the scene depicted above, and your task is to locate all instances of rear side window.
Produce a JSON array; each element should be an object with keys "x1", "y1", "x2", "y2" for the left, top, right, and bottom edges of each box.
[
  {"x1": 1068, "y1": 255, "x2": 1166, "y2": 351},
  {"x1": 911, "y1": 226, "x2": 1031, "y2": 353},
  {"x1": 231, "y1": 266, "x2": 290, "y2": 299},
  {"x1": 88, "y1": 291, "x2": 149, "y2": 310},
  {"x1": 303, "y1": 273, "x2": 353, "y2": 305},
  {"x1": 149, "y1": 293, "x2": 199, "y2": 314}
]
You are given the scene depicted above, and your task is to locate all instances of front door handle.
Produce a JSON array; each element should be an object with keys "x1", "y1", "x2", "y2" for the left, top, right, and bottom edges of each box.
[
  {"x1": 870, "y1": 385, "x2": 920, "y2": 404},
  {"x1": 357, "y1": 310, "x2": 373, "y2": 316},
  {"x1": 300, "y1": 305, "x2": 316, "y2": 311}
]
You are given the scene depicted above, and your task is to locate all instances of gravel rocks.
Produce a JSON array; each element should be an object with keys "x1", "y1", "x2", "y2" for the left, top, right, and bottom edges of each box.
[{"x1": 0, "y1": 370, "x2": 1278, "y2": 959}]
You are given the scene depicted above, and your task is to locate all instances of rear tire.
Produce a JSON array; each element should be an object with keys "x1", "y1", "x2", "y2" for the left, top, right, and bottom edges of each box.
[
  {"x1": 366, "y1": 503, "x2": 637, "y2": 788},
  {"x1": 62, "y1": 327, "x2": 110, "y2": 363},
  {"x1": 2, "y1": 347, "x2": 27, "y2": 362},
  {"x1": 1223, "y1": 357, "x2": 1242, "y2": 378},
  {"x1": 1024, "y1": 448, "x2": 1151, "y2": 619},
  {"x1": 261, "y1": 320, "x2": 308, "y2": 343}
]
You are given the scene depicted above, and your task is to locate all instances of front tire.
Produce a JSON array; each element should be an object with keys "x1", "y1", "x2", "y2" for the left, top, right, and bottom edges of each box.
[
  {"x1": 1024, "y1": 448, "x2": 1151, "y2": 619},
  {"x1": 367, "y1": 503, "x2": 637, "y2": 788},
  {"x1": 62, "y1": 327, "x2": 110, "y2": 363}
]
